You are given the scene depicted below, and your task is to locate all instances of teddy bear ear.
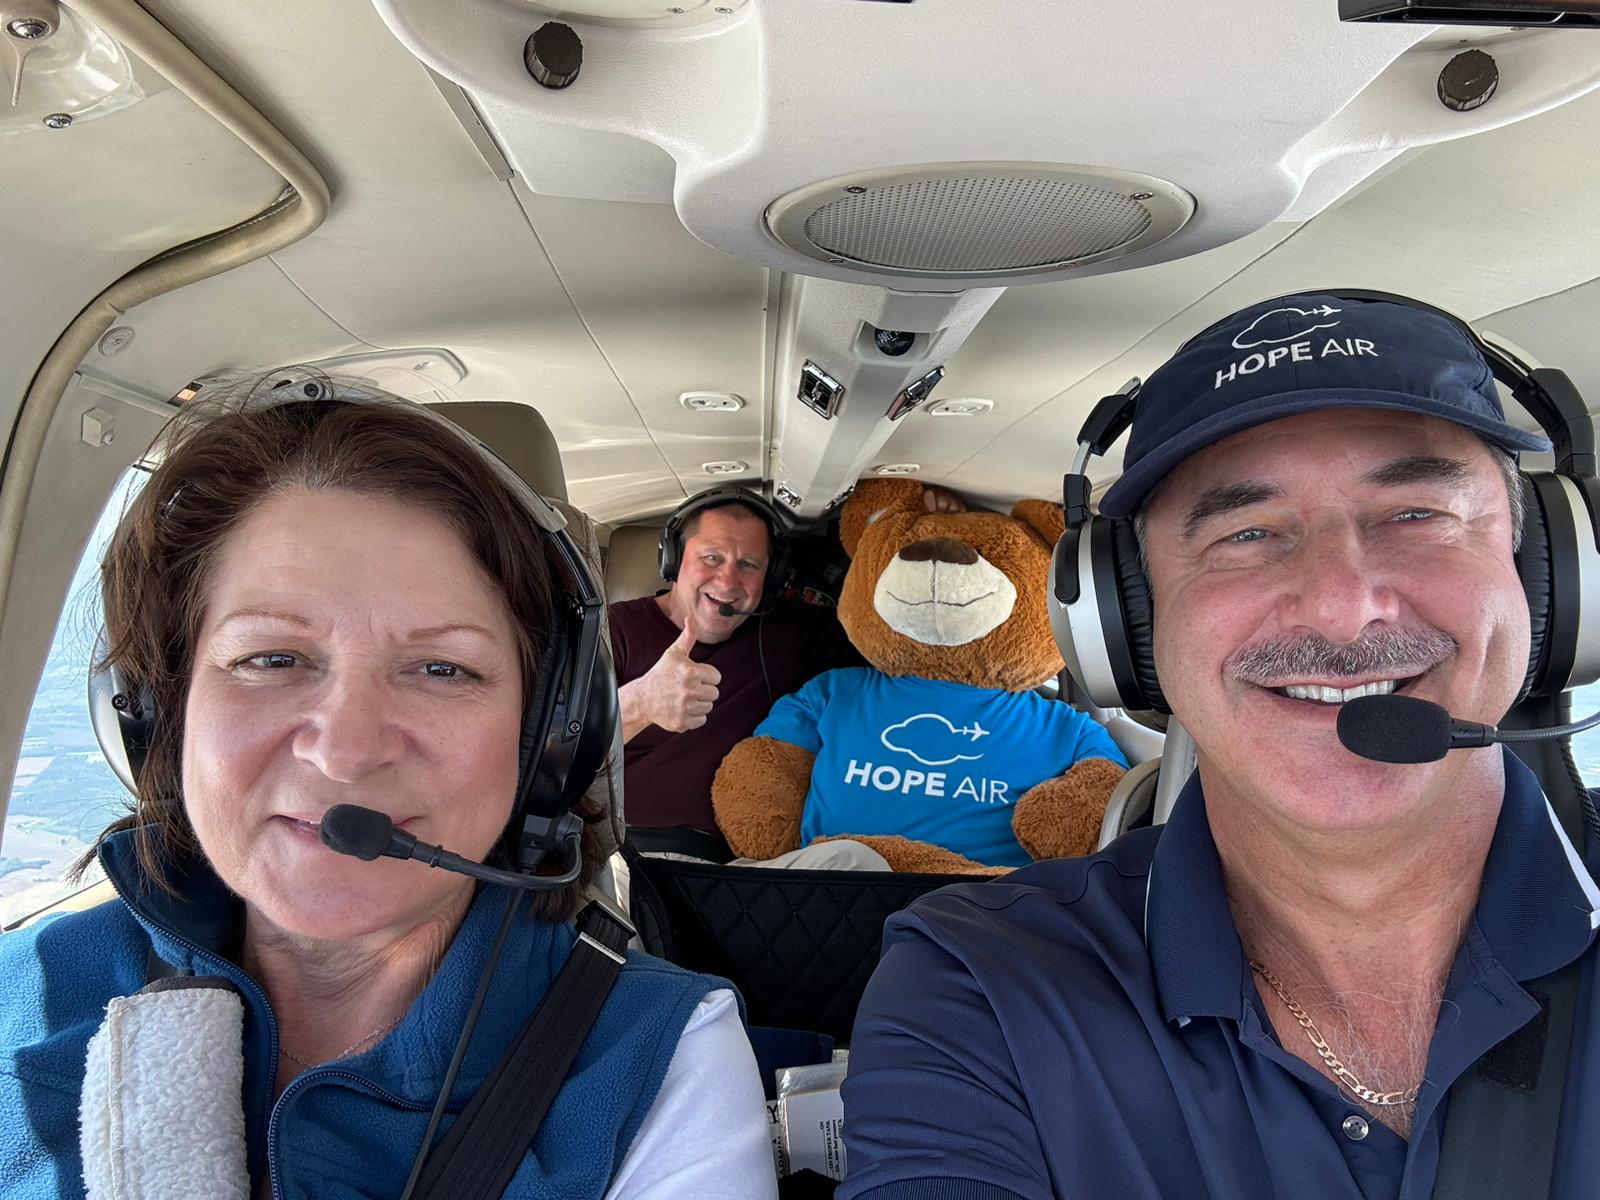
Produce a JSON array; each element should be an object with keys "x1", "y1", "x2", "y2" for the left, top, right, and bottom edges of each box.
[
  {"x1": 1011, "y1": 498, "x2": 1066, "y2": 549},
  {"x1": 839, "y1": 478, "x2": 924, "y2": 558}
]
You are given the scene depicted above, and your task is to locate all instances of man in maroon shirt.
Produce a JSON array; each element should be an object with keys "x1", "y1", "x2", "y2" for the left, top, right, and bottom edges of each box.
[{"x1": 611, "y1": 486, "x2": 962, "y2": 840}]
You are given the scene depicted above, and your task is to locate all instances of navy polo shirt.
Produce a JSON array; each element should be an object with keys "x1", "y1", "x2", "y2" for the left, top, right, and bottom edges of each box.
[{"x1": 839, "y1": 747, "x2": 1600, "y2": 1200}]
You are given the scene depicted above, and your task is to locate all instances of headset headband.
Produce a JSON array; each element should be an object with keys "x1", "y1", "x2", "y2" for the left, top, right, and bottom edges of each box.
[
  {"x1": 1049, "y1": 289, "x2": 1600, "y2": 711},
  {"x1": 88, "y1": 382, "x2": 618, "y2": 872},
  {"x1": 657, "y1": 484, "x2": 792, "y2": 586}
]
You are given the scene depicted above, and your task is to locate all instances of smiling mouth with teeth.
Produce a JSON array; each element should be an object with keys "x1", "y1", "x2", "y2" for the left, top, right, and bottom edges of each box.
[{"x1": 1272, "y1": 678, "x2": 1413, "y2": 705}]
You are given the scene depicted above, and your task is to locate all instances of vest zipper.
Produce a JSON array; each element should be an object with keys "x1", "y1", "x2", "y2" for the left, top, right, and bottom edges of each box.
[
  {"x1": 104, "y1": 866, "x2": 282, "y2": 1185},
  {"x1": 267, "y1": 1070, "x2": 434, "y2": 1200}
]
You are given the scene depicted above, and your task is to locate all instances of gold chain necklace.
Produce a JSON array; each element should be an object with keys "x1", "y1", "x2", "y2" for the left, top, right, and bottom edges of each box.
[
  {"x1": 1249, "y1": 961, "x2": 1421, "y2": 1107},
  {"x1": 278, "y1": 1014, "x2": 405, "y2": 1070}
]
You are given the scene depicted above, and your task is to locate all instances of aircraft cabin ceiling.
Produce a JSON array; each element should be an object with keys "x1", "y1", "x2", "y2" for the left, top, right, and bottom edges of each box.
[{"x1": 8, "y1": 0, "x2": 1600, "y2": 527}]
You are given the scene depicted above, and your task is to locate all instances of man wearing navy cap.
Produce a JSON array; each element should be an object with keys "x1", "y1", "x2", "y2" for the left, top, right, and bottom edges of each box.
[{"x1": 839, "y1": 294, "x2": 1600, "y2": 1199}]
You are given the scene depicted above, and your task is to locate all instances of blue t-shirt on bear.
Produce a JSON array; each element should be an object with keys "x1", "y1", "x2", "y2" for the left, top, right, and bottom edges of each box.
[{"x1": 754, "y1": 667, "x2": 1129, "y2": 867}]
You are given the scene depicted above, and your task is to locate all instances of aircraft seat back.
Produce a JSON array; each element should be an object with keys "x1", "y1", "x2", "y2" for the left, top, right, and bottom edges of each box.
[
  {"x1": 1096, "y1": 716, "x2": 1196, "y2": 849},
  {"x1": 606, "y1": 524, "x2": 669, "y2": 603},
  {"x1": 428, "y1": 400, "x2": 626, "y2": 853}
]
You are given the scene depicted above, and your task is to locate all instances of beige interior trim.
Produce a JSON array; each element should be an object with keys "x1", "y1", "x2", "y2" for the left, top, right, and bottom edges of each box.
[
  {"x1": 2, "y1": 877, "x2": 116, "y2": 932},
  {"x1": 0, "y1": 0, "x2": 331, "y2": 620}
]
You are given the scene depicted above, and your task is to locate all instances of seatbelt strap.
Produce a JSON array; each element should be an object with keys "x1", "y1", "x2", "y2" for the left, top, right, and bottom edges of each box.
[
  {"x1": 1432, "y1": 955, "x2": 1579, "y2": 1200},
  {"x1": 408, "y1": 901, "x2": 632, "y2": 1200}
]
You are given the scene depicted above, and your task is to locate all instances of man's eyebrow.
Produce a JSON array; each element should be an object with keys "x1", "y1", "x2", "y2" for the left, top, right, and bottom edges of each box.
[
  {"x1": 1359, "y1": 455, "x2": 1471, "y2": 489},
  {"x1": 1181, "y1": 481, "x2": 1281, "y2": 539}
]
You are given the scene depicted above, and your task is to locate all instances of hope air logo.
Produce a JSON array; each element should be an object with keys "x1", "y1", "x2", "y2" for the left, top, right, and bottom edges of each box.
[
  {"x1": 1215, "y1": 304, "x2": 1377, "y2": 389},
  {"x1": 841, "y1": 713, "x2": 1013, "y2": 805}
]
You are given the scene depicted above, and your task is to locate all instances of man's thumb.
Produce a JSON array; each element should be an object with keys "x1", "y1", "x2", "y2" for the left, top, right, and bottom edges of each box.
[{"x1": 671, "y1": 621, "x2": 698, "y2": 655}]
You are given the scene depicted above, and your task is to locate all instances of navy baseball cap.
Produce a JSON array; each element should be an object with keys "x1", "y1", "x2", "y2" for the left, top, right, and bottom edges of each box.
[{"x1": 1097, "y1": 292, "x2": 1551, "y2": 519}]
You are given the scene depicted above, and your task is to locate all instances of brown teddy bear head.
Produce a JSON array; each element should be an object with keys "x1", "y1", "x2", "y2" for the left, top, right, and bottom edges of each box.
[{"x1": 835, "y1": 478, "x2": 1066, "y2": 691}]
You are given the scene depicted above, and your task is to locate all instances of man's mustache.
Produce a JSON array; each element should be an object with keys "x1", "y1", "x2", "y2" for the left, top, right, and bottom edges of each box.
[{"x1": 1227, "y1": 627, "x2": 1458, "y2": 684}]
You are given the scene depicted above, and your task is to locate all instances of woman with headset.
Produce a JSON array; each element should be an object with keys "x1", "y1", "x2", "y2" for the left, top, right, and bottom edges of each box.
[{"x1": 0, "y1": 381, "x2": 775, "y2": 1199}]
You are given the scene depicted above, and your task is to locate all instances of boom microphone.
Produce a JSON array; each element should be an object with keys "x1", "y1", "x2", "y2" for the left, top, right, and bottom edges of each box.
[
  {"x1": 319, "y1": 804, "x2": 581, "y2": 891},
  {"x1": 1337, "y1": 693, "x2": 1600, "y2": 765},
  {"x1": 717, "y1": 601, "x2": 767, "y2": 617}
]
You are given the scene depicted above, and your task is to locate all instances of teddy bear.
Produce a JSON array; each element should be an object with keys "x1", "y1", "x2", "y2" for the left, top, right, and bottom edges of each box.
[{"x1": 710, "y1": 477, "x2": 1128, "y2": 874}]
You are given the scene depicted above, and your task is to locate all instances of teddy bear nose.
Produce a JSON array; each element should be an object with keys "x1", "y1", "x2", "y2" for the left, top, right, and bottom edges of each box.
[{"x1": 897, "y1": 537, "x2": 979, "y2": 566}]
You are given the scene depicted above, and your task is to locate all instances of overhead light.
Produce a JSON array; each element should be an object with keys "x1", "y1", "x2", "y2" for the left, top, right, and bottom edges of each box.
[
  {"x1": 702, "y1": 461, "x2": 748, "y2": 475},
  {"x1": 927, "y1": 397, "x2": 995, "y2": 417},
  {"x1": 886, "y1": 366, "x2": 946, "y2": 421},
  {"x1": 680, "y1": 391, "x2": 745, "y2": 412},
  {"x1": 1340, "y1": 0, "x2": 1600, "y2": 27},
  {"x1": 0, "y1": 2, "x2": 144, "y2": 136},
  {"x1": 874, "y1": 463, "x2": 921, "y2": 476}
]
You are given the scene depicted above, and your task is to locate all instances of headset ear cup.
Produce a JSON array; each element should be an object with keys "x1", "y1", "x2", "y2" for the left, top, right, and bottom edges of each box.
[
  {"x1": 657, "y1": 522, "x2": 680, "y2": 582},
  {"x1": 567, "y1": 644, "x2": 618, "y2": 810},
  {"x1": 1109, "y1": 518, "x2": 1167, "y2": 712},
  {"x1": 765, "y1": 538, "x2": 789, "y2": 597},
  {"x1": 1516, "y1": 473, "x2": 1554, "y2": 700},
  {"x1": 88, "y1": 652, "x2": 155, "y2": 796}
]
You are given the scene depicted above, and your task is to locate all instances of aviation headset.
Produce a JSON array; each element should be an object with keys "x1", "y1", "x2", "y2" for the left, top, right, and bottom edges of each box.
[
  {"x1": 1049, "y1": 288, "x2": 1600, "y2": 714},
  {"x1": 87, "y1": 380, "x2": 618, "y2": 876},
  {"x1": 656, "y1": 484, "x2": 792, "y2": 596}
]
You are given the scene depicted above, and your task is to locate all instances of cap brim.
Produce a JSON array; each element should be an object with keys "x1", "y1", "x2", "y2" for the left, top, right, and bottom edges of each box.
[{"x1": 1098, "y1": 388, "x2": 1552, "y2": 519}]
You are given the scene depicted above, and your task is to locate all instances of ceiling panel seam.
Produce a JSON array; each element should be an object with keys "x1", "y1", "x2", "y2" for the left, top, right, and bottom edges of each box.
[
  {"x1": 942, "y1": 221, "x2": 1304, "y2": 478},
  {"x1": 759, "y1": 269, "x2": 781, "y2": 486},
  {"x1": 1483, "y1": 271, "x2": 1600, "y2": 325},
  {"x1": 503, "y1": 180, "x2": 681, "y2": 496},
  {"x1": 264, "y1": 254, "x2": 390, "y2": 355}
]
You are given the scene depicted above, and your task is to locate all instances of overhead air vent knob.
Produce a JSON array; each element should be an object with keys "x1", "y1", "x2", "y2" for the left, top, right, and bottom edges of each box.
[
  {"x1": 1438, "y1": 49, "x2": 1497, "y2": 113},
  {"x1": 525, "y1": 22, "x2": 582, "y2": 90},
  {"x1": 873, "y1": 328, "x2": 916, "y2": 357}
]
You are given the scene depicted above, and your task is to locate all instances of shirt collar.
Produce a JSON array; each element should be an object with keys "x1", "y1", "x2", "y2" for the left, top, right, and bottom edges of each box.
[
  {"x1": 1145, "y1": 770, "x2": 1246, "y2": 1024},
  {"x1": 99, "y1": 826, "x2": 571, "y2": 1103},
  {"x1": 1145, "y1": 746, "x2": 1600, "y2": 1025},
  {"x1": 99, "y1": 828, "x2": 243, "y2": 964},
  {"x1": 1474, "y1": 747, "x2": 1600, "y2": 978}
]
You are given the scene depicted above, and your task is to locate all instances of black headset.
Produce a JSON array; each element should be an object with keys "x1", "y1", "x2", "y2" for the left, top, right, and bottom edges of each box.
[
  {"x1": 87, "y1": 385, "x2": 618, "y2": 876},
  {"x1": 1048, "y1": 289, "x2": 1600, "y2": 713},
  {"x1": 656, "y1": 484, "x2": 792, "y2": 596}
]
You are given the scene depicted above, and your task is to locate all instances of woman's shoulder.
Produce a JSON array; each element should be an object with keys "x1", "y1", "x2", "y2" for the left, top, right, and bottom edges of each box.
[
  {"x1": 525, "y1": 914, "x2": 734, "y2": 1028},
  {"x1": 0, "y1": 896, "x2": 147, "y2": 982},
  {"x1": 614, "y1": 945, "x2": 734, "y2": 1009},
  {"x1": 0, "y1": 899, "x2": 149, "y2": 1079},
  {"x1": 569, "y1": 937, "x2": 739, "y2": 1060}
]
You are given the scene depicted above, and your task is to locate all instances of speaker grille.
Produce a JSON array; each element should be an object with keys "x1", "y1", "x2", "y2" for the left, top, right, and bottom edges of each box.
[
  {"x1": 803, "y1": 175, "x2": 1152, "y2": 272},
  {"x1": 766, "y1": 163, "x2": 1194, "y2": 282}
]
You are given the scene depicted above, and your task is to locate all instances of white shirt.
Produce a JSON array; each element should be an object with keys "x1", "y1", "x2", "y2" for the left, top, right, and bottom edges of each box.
[{"x1": 604, "y1": 988, "x2": 779, "y2": 1199}]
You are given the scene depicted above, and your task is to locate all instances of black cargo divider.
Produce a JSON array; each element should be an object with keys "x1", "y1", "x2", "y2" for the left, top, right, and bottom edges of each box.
[{"x1": 628, "y1": 853, "x2": 980, "y2": 1043}]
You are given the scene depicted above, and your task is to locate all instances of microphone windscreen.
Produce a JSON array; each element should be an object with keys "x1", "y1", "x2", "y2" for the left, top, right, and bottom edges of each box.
[
  {"x1": 319, "y1": 804, "x2": 395, "y2": 861},
  {"x1": 718, "y1": 602, "x2": 736, "y2": 617},
  {"x1": 1336, "y1": 694, "x2": 1453, "y2": 764}
]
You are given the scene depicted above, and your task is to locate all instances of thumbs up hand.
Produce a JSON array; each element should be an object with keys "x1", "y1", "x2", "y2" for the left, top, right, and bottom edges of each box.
[{"x1": 639, "y1": 622, "x2": 723, "y2": 732}]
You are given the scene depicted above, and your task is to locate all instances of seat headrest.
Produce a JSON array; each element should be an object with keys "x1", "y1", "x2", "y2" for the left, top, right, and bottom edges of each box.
[
  {"x1": 429, "y1": 401, "x2": 567, "y2": 503},
  {"x1": 605, "y1": 524, "x2": 669, "y2": 603},
  {"x1": 549, "y1": 499, "x2": 626, "y2": 856}
]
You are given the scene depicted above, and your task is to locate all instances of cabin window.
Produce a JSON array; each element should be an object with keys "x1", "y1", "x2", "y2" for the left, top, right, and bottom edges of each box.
[
  {"x1": 1571, "y1": 680, "x2": 1600, "y2": 791},
  {"x1": 0, "y1": 469, "x2": 147, "y2": 926}
]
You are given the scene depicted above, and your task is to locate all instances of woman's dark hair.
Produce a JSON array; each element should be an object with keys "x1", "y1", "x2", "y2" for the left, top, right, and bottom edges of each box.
[{"x1": 89, "y1": 376, "x2": 604, "y2": 921}]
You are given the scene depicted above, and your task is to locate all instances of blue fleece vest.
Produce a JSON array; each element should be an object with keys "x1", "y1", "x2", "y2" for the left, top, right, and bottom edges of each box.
[{"x1": 0, "y1": 831, "x2": 722, "y2": 1199}]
